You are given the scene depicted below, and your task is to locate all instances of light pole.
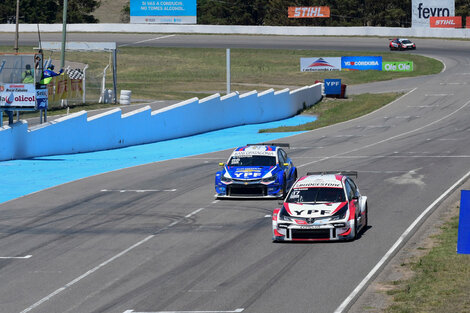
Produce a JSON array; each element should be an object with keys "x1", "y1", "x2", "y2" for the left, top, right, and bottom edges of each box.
[
  {"x1": 14, "y1": 0, "x2": 19, "y2": 52},
  {"x1": 60, "y1": 0, "x2": 68, "y2": 68}
]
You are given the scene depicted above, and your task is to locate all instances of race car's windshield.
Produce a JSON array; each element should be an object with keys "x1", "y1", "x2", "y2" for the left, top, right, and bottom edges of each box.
[
  {"x1": 286, "y1": 187, "x2": 345, "y2": 203},
  {"x1": 401, "y1": 40, "x2": 412, "y2": 44},
  {"x1": 228, "y1": 155, "x2": 276, "y2": 167}
]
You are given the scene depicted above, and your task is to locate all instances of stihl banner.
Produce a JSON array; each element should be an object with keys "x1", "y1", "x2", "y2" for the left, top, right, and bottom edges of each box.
[
  {"x1": 430, "y1": 16, "x2": 462, "y2": 28},
  {"x1": 288, "y1": 7, "x2": 330, "y2": 18}
]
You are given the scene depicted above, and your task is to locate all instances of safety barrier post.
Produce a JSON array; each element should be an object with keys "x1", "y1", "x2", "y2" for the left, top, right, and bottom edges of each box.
[{"x1": 457, "y1": 190, "x2": 470, "y2": 254}]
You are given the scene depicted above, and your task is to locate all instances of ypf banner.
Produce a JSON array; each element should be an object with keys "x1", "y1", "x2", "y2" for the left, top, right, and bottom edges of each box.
[
  {"x1": 288, "y1": 7, "x2": 330, "y2": 18},
  {"x1": 412, "y1": 0, "x2": 455, "y2": 28},
  {"x1": 430, "y1": 16, "x2": 462, "y2": 28}
]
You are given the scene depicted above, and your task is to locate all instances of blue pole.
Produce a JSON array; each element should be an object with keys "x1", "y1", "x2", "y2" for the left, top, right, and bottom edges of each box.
[{"x1": 457, "y1": 190, "x2": 470, "y2": 254}]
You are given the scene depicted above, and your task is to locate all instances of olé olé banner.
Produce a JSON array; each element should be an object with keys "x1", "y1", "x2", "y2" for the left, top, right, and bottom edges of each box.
[
  {"x1": 288, "y1": 7, "x2": 330, "y2": 18},
  {"x1": 300, "y1": 57, "x2": 341, "y2": 72},
  {"x1": 430, "y1": 16, "x2": 462, "y2": 28},
  {"x1": 383, "y1": 62, "x2": 414, "y2": 72},
  {"x1": 412, "y1": 0, "x2": 455, "y2": 28}
]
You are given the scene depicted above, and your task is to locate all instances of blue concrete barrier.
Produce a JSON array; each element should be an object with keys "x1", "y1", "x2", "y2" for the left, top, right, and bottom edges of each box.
[
  {"x1": 0, "y1": 84, "x2": 322, "y2": 161},
  {"x1": 457, "y1": 190, "x2": 470, "y2": 254}
]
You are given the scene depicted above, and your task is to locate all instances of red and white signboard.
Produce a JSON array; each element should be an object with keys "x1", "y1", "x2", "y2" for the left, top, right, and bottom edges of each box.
[
  {"x1": 0, "y1": 84, "x2": 37, "y2": 109},
  {"x1": 288, "y1": 7, "x2": 330, "y2": 18},
  {"x1": 430, "y1": 16, "x2": 462, "y2": 28}
]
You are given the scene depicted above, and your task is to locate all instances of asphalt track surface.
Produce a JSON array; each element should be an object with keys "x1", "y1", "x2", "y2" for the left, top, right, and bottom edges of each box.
[{"x1": 1, "y1": 34, "x2": 470, "y2": 313}]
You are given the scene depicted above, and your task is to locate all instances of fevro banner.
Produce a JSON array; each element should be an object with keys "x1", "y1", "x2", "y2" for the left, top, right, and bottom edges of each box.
[
  {"x1": 412, "y1": 0, "x2": 455, "y2": 28},
  {"x1": 288, "y1": 7, "x2": 330, "y2": 18},
  {"x1": 430, "y1": 16, "x2": 462, "y2": 28}
]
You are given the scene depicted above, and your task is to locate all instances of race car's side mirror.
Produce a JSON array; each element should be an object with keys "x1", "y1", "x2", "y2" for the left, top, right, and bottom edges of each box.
[{"x1": 218, "y1": 163, "x2": 225, "y2": 166}]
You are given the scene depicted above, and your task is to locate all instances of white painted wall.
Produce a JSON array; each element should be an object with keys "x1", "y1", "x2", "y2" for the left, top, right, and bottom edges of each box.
[
  {"x1": 0, "y1": 84, "x2": 322, "y2": 161},
  {"x1": 1, "y1": 23, "x2": 469, "y2": 38}
]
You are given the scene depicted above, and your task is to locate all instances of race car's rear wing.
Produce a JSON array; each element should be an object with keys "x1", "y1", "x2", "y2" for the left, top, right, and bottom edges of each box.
[
  {"x1": 247, "y1": 143, "x2": 290, "y2": 148},
  {"x1": 307, "y1": 171, "x2": 358, "y2": 178}
]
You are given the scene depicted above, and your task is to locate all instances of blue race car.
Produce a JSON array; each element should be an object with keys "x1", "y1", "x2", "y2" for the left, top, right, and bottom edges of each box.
[{"x1": 215, "y1": 143, "x2": 298, "y2": 199}]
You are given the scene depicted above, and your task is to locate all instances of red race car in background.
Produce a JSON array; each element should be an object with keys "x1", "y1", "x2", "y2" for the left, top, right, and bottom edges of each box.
[{"x1": 389, "y1": 38, "x2": 416, "y2": 51}]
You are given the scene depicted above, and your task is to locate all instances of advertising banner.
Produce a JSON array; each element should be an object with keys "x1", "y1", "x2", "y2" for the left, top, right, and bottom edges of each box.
[
  {"x1": 341, "y1": 56, "x2": 382, "y2": 71},
  {"x1": 324, "y1": 79, "x2": 342, "y2": 95},
  {"x1": 430, "y1": 16, "x2": 462, "y2": 28},
  {"x1": 0, "y1": 83, "x2": 37, "y2": 109},
  {"x1": 383, "y1": 62, "x2": 414, "y2": 72},
  {"x1": 300, "y1": 57, "x2": 341, "y2": 72},
  {"x1": 36, "y1": 85, "x2": 48, "y2": 109},
  {"x1": 130, "y1": 0, "x2": 197, "y2": 24},
  {"x1": 47, "y1": 76, "x2": 83, "y2": 106},
  {"x1": 412, "y1": 0, "x2": 455, "y2": 28},
  {"x1": 288, "y1": 7, "x2": 330, "y2": 18}
]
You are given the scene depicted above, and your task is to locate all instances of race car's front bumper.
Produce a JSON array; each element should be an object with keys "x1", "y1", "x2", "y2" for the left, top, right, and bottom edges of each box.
[
  {"x1": 273, "y1": 221, "x2": 353, "y2": 241},
  {"x1": 215, "y1": 182, "x2": 283, "y2": 198}
]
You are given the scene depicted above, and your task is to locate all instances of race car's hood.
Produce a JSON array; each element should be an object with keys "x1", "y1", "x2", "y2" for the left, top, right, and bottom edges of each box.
[
  {"x1": 402, "y1": 42, "x2": 414, "y2": 47},
  {"x1": 285, "y1": 202, "x2": 346, "y2": 218},
  {"x1": 224, "y1": 166, "x2": 275, "y2": 180}
]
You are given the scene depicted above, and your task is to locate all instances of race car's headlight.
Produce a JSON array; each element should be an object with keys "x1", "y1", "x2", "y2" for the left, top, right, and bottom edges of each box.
[
  {"x1": 262, "y1": 175, "x2": 276, "y2": 183},
  {"x1": 331, "y1": 204, "x2": 348, "y2": 221},
  {"x1": 221, "y1": 175, "x2": 232, "y2": 183},
  {"x1": 279, "y1": 206, "x2": 293, "y2": 221}
]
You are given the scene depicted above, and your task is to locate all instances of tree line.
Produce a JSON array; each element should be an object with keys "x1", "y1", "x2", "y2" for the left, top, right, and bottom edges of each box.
[
  {"x1": 2, "y1": 0, "x2": 470, "y2": 26},
  {"x1": 0, "y1": 0, "x2": 100, "y2": 24},
  {"x1": 198, "y1": 0, "x2": 470, "y2": 27}
]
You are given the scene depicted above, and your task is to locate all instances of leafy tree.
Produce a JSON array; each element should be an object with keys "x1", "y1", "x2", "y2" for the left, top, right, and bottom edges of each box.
[
  {"x1": 0, "y1": 0, "x2": 99, "y2": 23},
  {"x1": 120, "y1": 1, "x2": 130, "y2": 23}
]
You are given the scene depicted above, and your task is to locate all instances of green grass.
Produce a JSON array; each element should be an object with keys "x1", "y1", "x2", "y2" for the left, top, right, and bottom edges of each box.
[
  {"x1": 0, "y1": 45, "x2": 443, "y2": 102},
  {"x1": 384, "y1": 211, "x2": 470, "y2": 313},
  {"x1": 260, "y1": 93, "x2": 401, "y2": 132}
]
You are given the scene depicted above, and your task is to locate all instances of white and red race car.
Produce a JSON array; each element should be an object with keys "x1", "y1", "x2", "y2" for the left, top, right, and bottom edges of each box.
[
  {"x1": 272, "y1": 171, "x2": 368, "y2": 242},
  {"x1": 389, "y1": 38, "x2": 416, "y2": 51}
]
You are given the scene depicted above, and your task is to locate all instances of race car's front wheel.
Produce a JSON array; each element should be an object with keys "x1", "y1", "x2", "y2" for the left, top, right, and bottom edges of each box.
[
  {"x1": 352, "y1": 216, "x2": 358, "y2": 240},
  {"x1": 282, "y1": 174, "x2": 287, "y2": 198}
]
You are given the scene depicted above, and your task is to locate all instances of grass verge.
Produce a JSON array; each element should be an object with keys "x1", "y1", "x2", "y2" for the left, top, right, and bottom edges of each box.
[
  {"x1": 260, "y1": 93, "x2": 401, "y2": 133},
  {"x1": 384, "y1": 209, "x2": 470, "y2": 313},
  {"x1": 1, "y1": 46, "x2": 443, "y2": 101}
]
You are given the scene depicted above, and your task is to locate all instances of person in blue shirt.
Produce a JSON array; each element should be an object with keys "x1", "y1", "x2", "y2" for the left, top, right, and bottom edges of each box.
[{"x1": 41, "y1": 64, "x2": 64, "y2": 84}]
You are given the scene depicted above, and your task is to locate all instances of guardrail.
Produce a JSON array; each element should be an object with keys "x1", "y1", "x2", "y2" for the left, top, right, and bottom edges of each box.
[
  {"x1": 0, "y1": 84, "x2": 322, "y2": 161},
  {"x1": 1, "y1": 23, "x2": 470, "y2": 38}
]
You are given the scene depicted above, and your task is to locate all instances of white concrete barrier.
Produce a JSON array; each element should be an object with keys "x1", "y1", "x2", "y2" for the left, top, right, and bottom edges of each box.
[
  {"x1": 0, "y1": 84, "x2": 323, "y2": 161},
  {"x1": 1, "y1": 23, "x2": 469, "y2": 38}
]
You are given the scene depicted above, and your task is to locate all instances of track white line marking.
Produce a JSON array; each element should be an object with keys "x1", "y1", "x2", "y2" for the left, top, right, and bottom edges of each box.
[
  {"x1": 0, "y1": 255, "x2": 32, "y2": 259},
  {"x1": 425, "y1": 93, "x2": 453, "y2": 96},
  {"x1": 333, "y1": 169, "x2": 470, "y2": 313},
  {"x1": 119, "y1": 35, "x2": 176, "y2": 47},
  {"x1": 101, "y1": 189, "x2": 177, "y2": 193},
  {"x1": 19, "y1": 208, "x2": 205, "y2": 313},
  {"x1": 123, "y1": 309, "x2": 244, "y2": 313}
]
